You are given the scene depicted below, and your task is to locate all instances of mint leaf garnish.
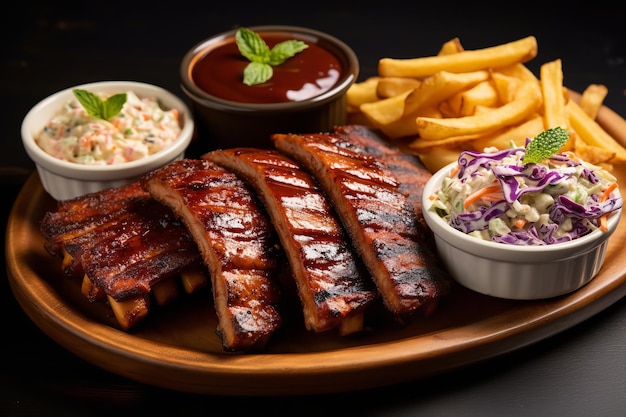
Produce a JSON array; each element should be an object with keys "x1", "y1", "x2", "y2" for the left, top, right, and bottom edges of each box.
[
  {"x1": 73, "y1": 89, "x2": 127, "y2": 121},
  {"x1": 523, "y1": 126, "x2": 570, "y2": 164},
  {"x1": 242, "y1": 61, "x2": 273, "y2": 86},
  {"x1": 235, "y1": 27, "x2": 309, "y2": 86}
]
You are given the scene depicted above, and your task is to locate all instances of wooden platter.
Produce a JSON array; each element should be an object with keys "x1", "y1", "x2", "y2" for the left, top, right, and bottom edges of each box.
[{"x1": 6, "y1": 108, "x2": 626, "y2": 396}]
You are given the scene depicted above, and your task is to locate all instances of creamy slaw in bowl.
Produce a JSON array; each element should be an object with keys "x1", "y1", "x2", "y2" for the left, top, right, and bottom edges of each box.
[
  {"x1": 22, "y1": 81, "x2": 194, "y2": 200},
  {"x1": 36, "y1": 90, "x2": 182, "y2": 166},
  {"x1": 429, "y1": 146, "x2": 622, "y2": 246},
  {"x1": 422, "y1": 142, "x2": 623, "y2": 300}
]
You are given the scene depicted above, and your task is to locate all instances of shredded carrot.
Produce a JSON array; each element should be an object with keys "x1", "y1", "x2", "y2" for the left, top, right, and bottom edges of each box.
[
  {"x1": 463, "y1": 183, "x2": 503, "y2": 210},
  {"x1": 601, "y1": 182, "x2": 618, "y2": 202},
  {"x1": 598, "y1": 182, "x2": 618, "y2": 231},
  {"x1": 513, "y1": 218, "x2": 527, "y2": 229},
  {"x1": 599, "y1": 215, "x2": 608, "y2": 232},
  {"x1": 448, "y1": 164, "x2": 461, "y2": 178}
]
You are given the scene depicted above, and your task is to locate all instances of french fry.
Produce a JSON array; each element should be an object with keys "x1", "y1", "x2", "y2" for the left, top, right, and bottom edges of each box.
[
  {"x1": 437, "y1": 37, "x2": 465, "y2": 55},
  {"x1": 539, "y1": 59, "x2": 574, "y2": 150},
  {"x1": 491, "y1": 72, "x2": 522, "y2": 103},
  {"x1": 360, "y1": 89, "x2": 413, "y2": 127},
  {"x1": 567, "y1": 99, "x2": 626, "y2": 163},
  {"x1": 574, "y1": 134, "x2": 616, "y2": 166},
  {"x1": 415, "y1": 79, "x2": 542, "y2": 140},
  {"x1": 438, "y1": 100, "x2": 458, "y2": 118},
  {"x1": 346, "y1": 76, "x2": 380, "y2": 110},
  {"x1": 540, "y1": 59, "x2": 569, "y2": 129},
  {"x1": 470, "y1": 113, "x2": 545, "y2": 150},
  {"x1": 376, "y1": 105, "x2": 442, "y2": 139},
  {"x1": 578, "y1": 83, "x2": 608, "y2": 120},
  {"x1": 349, "y1": 36, "x2": 625, "y2": 171},
  {"x1": 376, "y1": 77, "x2": 422, "y2": 98},
  {"x1": 570, "y1": 89, "x2": 626, "y2": 147},
  {"x1": 409, "y1": 133, "x2": 482, "y2": 152},
  {"x1": 472, "y1": 104, "x2": 497, "y2": 115},
  {"x1": 497, "y1": 62, "x2": 539, "y2": 82},
  {"x1": 415, "y1": 146, "x2": 466, "y2": 173},
  {"x1": 361, "y1": 71, "x2": 489, "y2": 136},
  {"x1": 403, "y1": 70, "x2": 490, "y2": 117},
  {"x1": 378, "y1": 36, "x2": 538, "y2": 78},
  {"x1": 445, "y1": 80, "x2": 499, "y2": 117}
]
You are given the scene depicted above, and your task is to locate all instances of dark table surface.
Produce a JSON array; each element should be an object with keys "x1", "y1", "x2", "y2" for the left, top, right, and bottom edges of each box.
[{"x1": 2, "y1": 2, "x2": 625, "y2": 416}]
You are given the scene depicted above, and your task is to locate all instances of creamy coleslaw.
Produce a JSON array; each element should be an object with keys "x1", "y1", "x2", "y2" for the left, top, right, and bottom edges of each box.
[
  {"x1": 429, "y1": 146, "x2": 623, "y2": 245},
  {"x1": 36, "y1": 91, "x2": 181, "y2": 165}
]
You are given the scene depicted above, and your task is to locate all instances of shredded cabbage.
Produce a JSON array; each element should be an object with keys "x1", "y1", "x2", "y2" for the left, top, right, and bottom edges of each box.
[{"x1": 431, "y1": 145, "x2": 622, "y2": 246}]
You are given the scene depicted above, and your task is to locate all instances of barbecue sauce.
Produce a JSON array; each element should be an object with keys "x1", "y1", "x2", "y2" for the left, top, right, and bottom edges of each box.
[{"x1": 191, "y1": 33, "x2": 343, "y2": 104}]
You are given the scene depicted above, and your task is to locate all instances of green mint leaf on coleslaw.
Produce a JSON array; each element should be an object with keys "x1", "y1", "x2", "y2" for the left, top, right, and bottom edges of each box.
[
  {"x1": 523, "y1": 126, "x2": 570, "y2": 164},
  {"x1": 235, "y1": 27, "x2": 309, "y2": 86},
  {"x1": 73, "y1": 89, "x2": 127, "y2": 121}
]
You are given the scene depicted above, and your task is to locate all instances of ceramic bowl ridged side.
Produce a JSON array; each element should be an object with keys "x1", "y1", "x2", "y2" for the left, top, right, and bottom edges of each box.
[
  {"x1": 21, "y1": 81, "x2": 194, "y2": 200},
  {"x1": 429, "y1": 231, "x2": 610, "y2": 299},
  {"x1": 180, "y1": 25, "x2": 359, "y2": 149},
  {"x1": 422, "y1": 162, "x2": 622, "y2": 300}
]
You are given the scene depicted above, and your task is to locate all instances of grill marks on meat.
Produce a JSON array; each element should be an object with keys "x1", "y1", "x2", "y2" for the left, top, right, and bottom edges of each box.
[
  {"x1": 205, "y1": 148, "x2": 377, "y2": 335},
  {"x1": 39, "y1": 181, "x2": 205, "y2": 330},
  {"x1": 38, "y1": 124, "x2": 451, "y2": 351},
  {"x1": 79, "y1": 199, "x2": 202, "y2": 300},
  {"x1": 40, "y1": 181, "x2": 151, "y2": 276},
  {"x1": 272, "y1": 126, "x2": 451, "y2": 318},
  {"x1": 141, "y1": 159, "x2": 283, "y2": 351},
  {"x1": 40, "y1": 181, "x2": 202, "y2": 301},
  {"x1": 335, "y1": 125, "x2": 432, "y2": 217},
  {"x1": 335, "y1": 125, "x2": 437, "y2": 247}
]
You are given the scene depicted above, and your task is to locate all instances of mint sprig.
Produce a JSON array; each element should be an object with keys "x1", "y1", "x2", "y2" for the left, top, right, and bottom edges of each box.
[
  {"x1": 523, "y1": 126, "x2": 570, "y2": 164},
  {"x1": 235, "y1": 27, "x2": 309, "y2": 86},
  {"x1": 73, "y1": 89, "x2": 127, "y2": 121}
]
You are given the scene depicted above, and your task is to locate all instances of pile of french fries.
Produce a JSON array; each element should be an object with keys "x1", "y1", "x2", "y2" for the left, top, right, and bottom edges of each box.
[{"x1": 347, "y1": 35, "x2": 626, "y2": 172}]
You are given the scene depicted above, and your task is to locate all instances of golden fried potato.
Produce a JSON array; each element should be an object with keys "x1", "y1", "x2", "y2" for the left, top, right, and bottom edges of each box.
[
  {"x1": 491, "y1": 72, "x2": 522, "y2": 103},
  {"x1": 348, "y1": 36, "x2": 626, "y2": 171},
  {"x1": 578, "y1": 83, "x2": 608, "y2": 120},
  {"x1": 360, "y1": 90, "x2": 413, "y2": 126},
  {"x1": 445, "y1": 80, "x2": 499, "y2": 117},
  {"x1": 415, "y1": 146, "x2": 466, "y2": 172},
  {"x1": 469, "y1": 113, "x2": 544, "y2": 150},
  {"x1": 437, "y1": 37, "x2": 465, "y2": 55},
  {"x1": 409, "y1": 133, "x2": 482, "y2": 152},
  {"x1": 539, "y1": 59, "x2": 574, "y2": 150},
  {"x1": 403, "y1": 70, "x2": 490, "y2": 117},
  {"x1": 496, "y1": 62, "x2": 539, "y2": 82},
  {"x1": 376, "y1": 77, "x2": 421, "y2": 98},
  {"x1": 574, "y1": 134, "x2": 616, "y2": 165},
  {"x1": 377, "y1": 105, "x2": 443, "y2": 139},
  {"x1": 540, "y1": 59, "x2": 569, "y2": 129},
  {"x1": 415, "y1": 79, "x2": 542, "y2": 140},
  {"x1": 378, "y1": 36, "x2": 538, "y2": 78},
  {"x1": 346, "y1": 76, "x2": 380, "y2": 110},
  {"x1": 567, "y1": 99, "x2": 626, "y2": 163}
]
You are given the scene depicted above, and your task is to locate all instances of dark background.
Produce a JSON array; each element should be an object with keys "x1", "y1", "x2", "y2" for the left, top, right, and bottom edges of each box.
[{"x1": 2, "y1": 1, "x2": 625, "y2": 416}]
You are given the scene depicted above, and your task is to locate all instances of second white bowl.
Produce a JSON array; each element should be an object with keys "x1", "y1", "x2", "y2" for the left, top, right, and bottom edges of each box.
[{"x1": 421, "y1": 162, "x2": 622, "y2": 300}]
